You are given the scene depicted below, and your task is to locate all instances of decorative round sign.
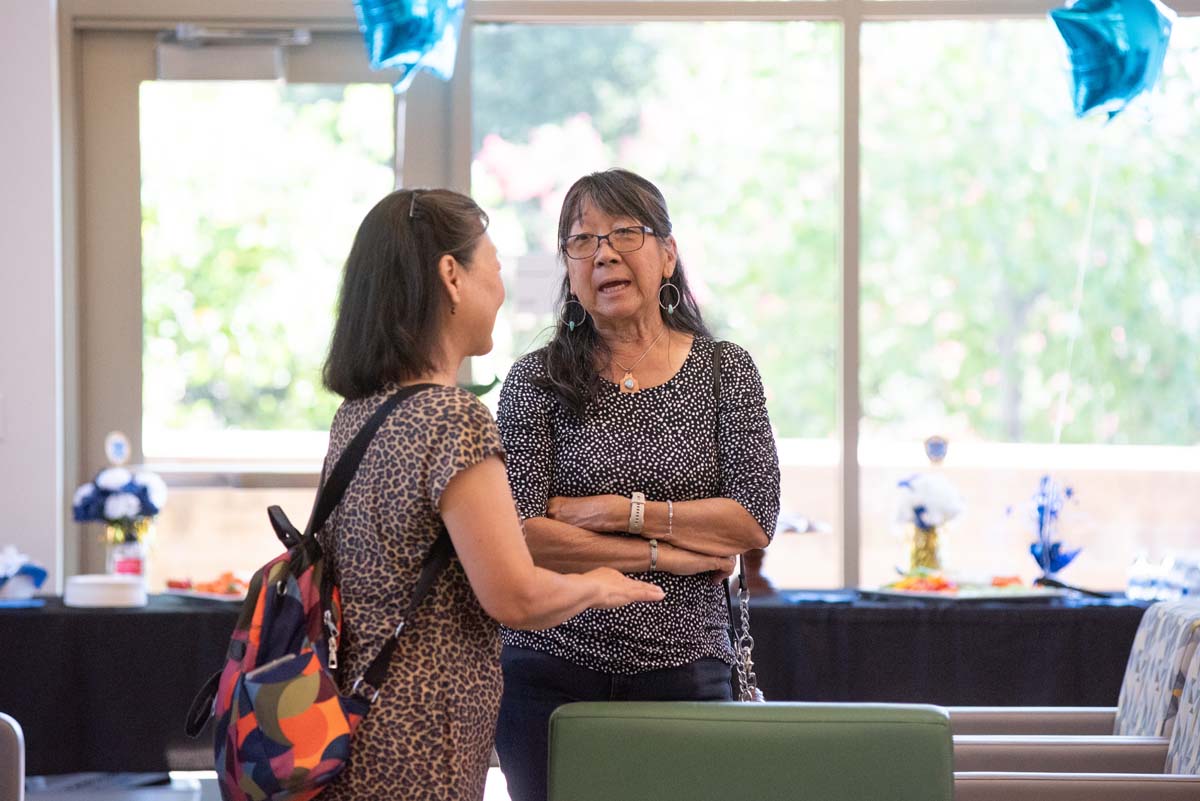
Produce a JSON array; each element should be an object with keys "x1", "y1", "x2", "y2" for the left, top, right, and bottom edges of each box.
[
  {"x1": 923, "y1": 435, "x2": 948, "y2": 464},
  {"x1": 104, "y1": 430, "x2": 131, "y2": 466}
]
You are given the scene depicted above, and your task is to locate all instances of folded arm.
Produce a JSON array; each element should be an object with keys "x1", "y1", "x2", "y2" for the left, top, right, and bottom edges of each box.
[
  {"x1": 523, "y1": 514, "x2": 735, "y2": 581},
  {"x1": 545, "y1": 494, "x2": 768, "y2": 557}
]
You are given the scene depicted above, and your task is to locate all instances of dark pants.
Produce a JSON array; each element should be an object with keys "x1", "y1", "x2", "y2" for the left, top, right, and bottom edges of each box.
[{"x1": 495, "y1": 646, "x2": 733, "y2": 801}]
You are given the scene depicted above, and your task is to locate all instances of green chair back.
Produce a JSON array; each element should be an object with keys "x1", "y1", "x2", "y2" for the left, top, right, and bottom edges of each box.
[{"x1": 548, "y1": 701, "x2": 953, "y2": 801}]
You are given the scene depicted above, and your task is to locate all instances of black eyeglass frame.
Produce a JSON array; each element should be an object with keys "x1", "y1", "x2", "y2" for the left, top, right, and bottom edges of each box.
[{"x1": 561, "y1": 225, "x2": 657, "y2": 260}]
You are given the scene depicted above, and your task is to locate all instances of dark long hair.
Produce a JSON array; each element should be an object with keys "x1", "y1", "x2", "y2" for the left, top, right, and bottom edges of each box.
[
  {"x1": 537, "y1": 169, "x2": 710, "y2": 416},
  {"x1": 323, "y1": 189, "x2": 488, "y2": 400}
]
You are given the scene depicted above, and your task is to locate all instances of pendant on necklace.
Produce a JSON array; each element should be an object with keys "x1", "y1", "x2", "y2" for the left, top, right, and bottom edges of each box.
[{"x1": 620, "y1": 371, "x2": 639, "y2": 393}]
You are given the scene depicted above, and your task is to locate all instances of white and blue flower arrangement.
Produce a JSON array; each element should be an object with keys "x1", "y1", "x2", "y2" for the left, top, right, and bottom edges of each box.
[{"x1": 72, "y1": 467, "x2": 168, "y2": 543}]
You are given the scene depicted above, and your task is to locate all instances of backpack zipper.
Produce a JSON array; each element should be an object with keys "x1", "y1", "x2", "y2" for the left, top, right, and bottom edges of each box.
[{"x1": 324, "y1": 608, "x2": 340, "y2": 670}]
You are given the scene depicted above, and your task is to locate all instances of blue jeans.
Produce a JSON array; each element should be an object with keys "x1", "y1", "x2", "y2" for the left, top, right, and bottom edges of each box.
[{"x1": 494, "y1": 646, "x2": 733, "y2": 801}]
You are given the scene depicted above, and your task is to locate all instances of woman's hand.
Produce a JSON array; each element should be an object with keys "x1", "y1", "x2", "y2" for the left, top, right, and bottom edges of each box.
[
  {"x1": 658, "y1": 542, "x2": 736, "y2": 584},
  {"x1": 583, "y1": 567, "x2": 666, "y2": 608},
  {"x1": 546, "y1": 494, "x2": 626, "y2": 532}
]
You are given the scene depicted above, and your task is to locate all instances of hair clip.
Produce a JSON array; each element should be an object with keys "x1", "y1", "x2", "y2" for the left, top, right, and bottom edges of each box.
[{"x1": 408, "y1": 191, "x2": 420, "y2": 219}]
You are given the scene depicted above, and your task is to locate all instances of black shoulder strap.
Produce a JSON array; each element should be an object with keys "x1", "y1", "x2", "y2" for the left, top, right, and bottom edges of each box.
[
  {"x1": 359, "y1": 529, "x2": 453, "y2": 693},
  {"x1": 302, "y1": 383, "x2": 438, "y2": 547},
  {"x1": 308, "y1": 382, "x2": 457, "y2": 700},
  {"x1": 712, "y1": 339, "x2": 724, "y2": 404},
  {"x1": 712, "y1": 341, "x2": 749, "y2": 648}
]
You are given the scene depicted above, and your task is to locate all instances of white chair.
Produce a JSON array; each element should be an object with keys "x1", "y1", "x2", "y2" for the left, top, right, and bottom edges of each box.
[
  {"x1": 951, "y1": 599, "x2": 1200, "y2": 737},
  {"x1": 955, "y1": 628, "x2": 1200, "y2": 800},
  {"x1": 0, "y1": 712, "x2": 24, "y2": 801},
  {"x1": 952, "y1": 600, "x2": 1200, "y2": 774}
]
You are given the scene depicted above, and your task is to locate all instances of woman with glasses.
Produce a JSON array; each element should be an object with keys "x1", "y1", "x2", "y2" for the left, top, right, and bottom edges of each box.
[{"x1": 494, "y1": 169, "x2": 781, "y2": 801}]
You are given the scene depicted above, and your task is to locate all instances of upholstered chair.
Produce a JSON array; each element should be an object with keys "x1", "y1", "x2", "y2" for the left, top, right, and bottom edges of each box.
[{"x1": 548, "y1": 702, "x2": 954, "y2": 801}]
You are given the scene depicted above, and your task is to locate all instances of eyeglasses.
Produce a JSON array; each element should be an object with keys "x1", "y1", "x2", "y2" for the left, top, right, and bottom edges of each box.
[{"x1": 562, "y1": 225, "x2": 655, "y2": 260}]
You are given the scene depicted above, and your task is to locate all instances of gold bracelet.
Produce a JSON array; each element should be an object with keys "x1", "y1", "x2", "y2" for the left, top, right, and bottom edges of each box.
[
  {"x1": 628, "y1": 491, "x2": 646, "y2": 534},
  {"x1": 649, "y1": 538, "x2": 658, "y2": 571}
]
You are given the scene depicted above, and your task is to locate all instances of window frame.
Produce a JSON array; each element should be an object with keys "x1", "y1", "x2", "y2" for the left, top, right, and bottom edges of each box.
[{"x1": 60, "y1": 0, "x2": 1200, "y2": 584}]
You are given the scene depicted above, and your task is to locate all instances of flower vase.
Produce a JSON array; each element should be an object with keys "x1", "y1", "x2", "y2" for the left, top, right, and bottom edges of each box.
[
  {"x1": 105, "y1": 519, "x2": 152, "y2": 582},
  {"x1": 909, "y1": 525, "x2": 942, "y2": 573}
]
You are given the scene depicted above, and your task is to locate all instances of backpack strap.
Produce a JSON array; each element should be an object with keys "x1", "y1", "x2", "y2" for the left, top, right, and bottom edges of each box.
[
  {"x1": 306, "y1": 382, "x2": 454, "y2": 702},
  {"x1": 353, "y1": 529, "x2": 454, "y2": 701},
  {"x1": 185, "y1": 669, "x2": 223, "y2": 738},
  {"x1": 300, "y1": 383, "x2": 438, "y2": 556}
]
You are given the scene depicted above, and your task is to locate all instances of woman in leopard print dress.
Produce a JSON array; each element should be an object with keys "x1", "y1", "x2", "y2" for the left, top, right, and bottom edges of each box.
[{"x1": 316, "y1": 189, "x2": 664, "y2": 801}]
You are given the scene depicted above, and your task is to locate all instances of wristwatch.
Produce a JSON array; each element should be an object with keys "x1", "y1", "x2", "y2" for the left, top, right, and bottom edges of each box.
[{"x1": 628, "y1": 491, "x2": 646, "y2": 535}]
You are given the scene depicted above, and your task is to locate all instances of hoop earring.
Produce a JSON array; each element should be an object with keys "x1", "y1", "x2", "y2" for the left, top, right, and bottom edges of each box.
[
  {"x1": 559, "y1": 298, "x2": 588, "y2": 332},
  {"x1": 658, "y1": 282, "x2": 681, "y2": 315}
]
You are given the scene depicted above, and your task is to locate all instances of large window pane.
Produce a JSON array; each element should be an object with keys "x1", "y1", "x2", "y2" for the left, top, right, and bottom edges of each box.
[
  {"x1": 140, "y1": 82, "x2": 395, "y2": 456},
  {"x1": 472, "y1": 22, "x2": 842, "y2": 587},
  {"x1": 138, "y1": 81, "x2": 394, "y2": 587},
  {"x1": 861, "y1": 20, "x2": 1200, "y2": 589}
]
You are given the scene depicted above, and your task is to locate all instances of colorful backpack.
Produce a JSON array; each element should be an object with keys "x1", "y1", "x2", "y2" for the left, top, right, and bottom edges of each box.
[{"x1": 186, "y1": 384, "x2": 452, "y2": 801}]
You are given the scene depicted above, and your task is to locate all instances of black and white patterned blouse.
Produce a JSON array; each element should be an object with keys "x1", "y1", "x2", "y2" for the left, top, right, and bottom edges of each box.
[{"x1": 497, "y1": 335, "x2": 781, "y2": 674}]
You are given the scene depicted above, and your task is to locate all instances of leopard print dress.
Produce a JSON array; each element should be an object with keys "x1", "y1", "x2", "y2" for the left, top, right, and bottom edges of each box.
[{"x1": 316, "y1": 384, "x2": 504, "y2": 801}]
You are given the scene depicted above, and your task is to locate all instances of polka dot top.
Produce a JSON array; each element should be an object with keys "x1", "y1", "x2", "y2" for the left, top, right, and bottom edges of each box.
[{"x1": 496, "y1": 336, "x2": 781, "y2": 674}]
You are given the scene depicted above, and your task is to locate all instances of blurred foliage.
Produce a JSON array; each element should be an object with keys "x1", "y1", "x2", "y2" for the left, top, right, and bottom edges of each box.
[
  {"x1": 473, "y1": 19, "x2": 1200, "y2": 444},
  {"x1": 471, "y1": 26, "x2": 652, "y2": 152},
  {"x1": 140, "y1": 82, "x2": 395, "y2": 434},
  {"x1": 141, "y1": 21, "x2": 1200, "y2": 448},
  {"x1": 860, "y1": 20, "x2": 1200, "y2": 445},
  {"x1": 474, "y1": 22, "x2": 841, "y2": 437}
]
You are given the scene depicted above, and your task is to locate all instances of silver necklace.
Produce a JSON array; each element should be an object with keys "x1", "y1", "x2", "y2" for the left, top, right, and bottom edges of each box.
[{"x1": 612, "y1": 328, "x2": 666, "y2": 393}]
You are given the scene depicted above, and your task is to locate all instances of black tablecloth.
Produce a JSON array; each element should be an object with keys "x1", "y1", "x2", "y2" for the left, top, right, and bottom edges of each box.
[
  {"x1": 0, "y1": 591, "x2": 1147, "y2": 775},
  {"x1": 0, "y1": 595, "x2": 239, "y2": 775},
  {"x1": 748, "y1": 591, "x2": 1148, "y2": 706}
]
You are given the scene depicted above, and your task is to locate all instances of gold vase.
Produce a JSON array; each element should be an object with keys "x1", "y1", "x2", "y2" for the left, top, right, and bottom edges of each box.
[
  {"x1": 909, "y1": 525, "x2": 942, "y2": 573},
  {"x1": 104, "y1": 519, "x2": 153, "y2": 579},
  {"x1": 104, "y1": 517, "x2": 153, "y2": 545}
]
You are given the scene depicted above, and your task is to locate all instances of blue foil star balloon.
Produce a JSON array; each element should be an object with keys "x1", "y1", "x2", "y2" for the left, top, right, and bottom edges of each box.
[
  {"x1": 1050, "y1": 0, "x2": 1175, "y2": 118},
  {"x1": 354, "y1": 0, "x2": 465, "y2": 92}
]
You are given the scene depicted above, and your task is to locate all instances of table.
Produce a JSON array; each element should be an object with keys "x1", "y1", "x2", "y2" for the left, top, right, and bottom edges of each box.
[
  {"x1": 0, "y1": 591, "x2": 1148, "y2": 775},
  {"x1": 749, "y1": 590, "x2": 1148, "y2": 706},
  {"x1": 0, "y1": 595, "x2": 238, "y2": 775}
]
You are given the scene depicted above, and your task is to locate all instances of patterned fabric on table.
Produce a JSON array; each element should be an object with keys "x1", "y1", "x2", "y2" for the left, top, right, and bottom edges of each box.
[
  {"x1": 1164, "y1": 623, "x2": 1200, "y2": 774},
  {"x1": 1113, "y1": 600, "x2": 1200, "y2": 737}
]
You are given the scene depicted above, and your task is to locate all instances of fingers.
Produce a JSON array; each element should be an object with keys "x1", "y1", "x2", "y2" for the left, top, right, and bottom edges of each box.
[
  {"x1": 709, "y1": 556, "x2": 736, "y2": 584},
  {"x1": 629, "y1": 579, "x2": 665, "y2": 603},
  {"x1": 599, "y1": 578, "x2": 664, "y2": 608}
]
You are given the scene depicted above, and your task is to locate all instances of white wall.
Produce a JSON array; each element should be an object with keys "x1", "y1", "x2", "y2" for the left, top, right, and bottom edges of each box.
[{"x1": 0, "y1": 0, "x2": 62, "y2": 588}]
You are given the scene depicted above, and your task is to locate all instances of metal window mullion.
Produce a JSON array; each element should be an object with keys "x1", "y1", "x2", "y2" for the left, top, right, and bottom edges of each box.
[
  {"x1": 841, "y1": 3, "x2": 863, "y2": 589},
  {"x1": 450, "y1": 5, "x2": 474, "y2": 194},
  {"x1": 467, "y1": 0, "x2": 1200, "y2": 22},
  {"x1": 471, "y1": 0, "x2": 845, "y2": 22}
]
